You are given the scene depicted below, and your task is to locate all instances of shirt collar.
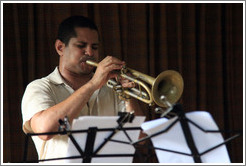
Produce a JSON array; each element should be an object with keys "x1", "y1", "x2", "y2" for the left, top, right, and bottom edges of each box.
[{"x1": 47, "y1": 67, "x2": 66, "y2": 85}]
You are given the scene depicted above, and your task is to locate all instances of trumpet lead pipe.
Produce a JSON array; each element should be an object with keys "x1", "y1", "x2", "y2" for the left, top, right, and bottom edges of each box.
[{"x1": 86, "y1": 60, "x2": 98, "y2": 67}]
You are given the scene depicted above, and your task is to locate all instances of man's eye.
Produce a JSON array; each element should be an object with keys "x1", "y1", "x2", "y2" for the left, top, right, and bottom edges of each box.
[
  {"x1": 77, "y1": 45, "x2": 85, "y2": 48},
  {"x1": 92, "y1": 46, "x2": 98, "y2": 50}
]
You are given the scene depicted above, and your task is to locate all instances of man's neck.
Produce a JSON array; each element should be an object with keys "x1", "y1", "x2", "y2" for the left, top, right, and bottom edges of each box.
[{"x1": 58, "y1": 67, "x2": 93, "y2": 91}]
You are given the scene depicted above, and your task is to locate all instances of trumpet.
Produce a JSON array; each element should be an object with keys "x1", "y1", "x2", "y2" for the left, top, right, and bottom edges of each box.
[{"x1": 86, "y1": 60, "x2": 184, "y2": 108}]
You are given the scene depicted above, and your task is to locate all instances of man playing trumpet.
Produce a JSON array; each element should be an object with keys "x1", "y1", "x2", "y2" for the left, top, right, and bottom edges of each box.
[{"x1": 21, "y1": 15, "x2": 143, "y2": 161}]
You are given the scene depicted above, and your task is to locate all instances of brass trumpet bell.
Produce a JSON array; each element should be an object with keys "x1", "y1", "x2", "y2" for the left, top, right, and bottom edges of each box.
[{"x1": 152, "y1": 70, "x2": 184, "y2": 107}]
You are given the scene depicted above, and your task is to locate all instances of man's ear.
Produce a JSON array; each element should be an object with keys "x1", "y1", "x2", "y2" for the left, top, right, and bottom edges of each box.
[{"x1": 55, "y1": 39, "x2": 65, "y2": 56}]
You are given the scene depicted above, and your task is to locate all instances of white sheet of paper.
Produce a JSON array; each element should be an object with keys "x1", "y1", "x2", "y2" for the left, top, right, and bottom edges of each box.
[
  {"x1": 65, "y1": 116, "x2": 145, "y2": 163},
  {"x1": 141, "y1": 111, "x2": 231, "y2": 163}
]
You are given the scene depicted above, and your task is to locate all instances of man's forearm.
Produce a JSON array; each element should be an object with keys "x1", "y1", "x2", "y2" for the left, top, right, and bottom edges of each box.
[{"x1": 30, "y1": 81, "x2": 97, "y2": 140}]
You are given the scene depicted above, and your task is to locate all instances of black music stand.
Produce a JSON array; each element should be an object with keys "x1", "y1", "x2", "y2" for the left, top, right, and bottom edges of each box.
[
  {"x1": 132, "y1": 103, "x2": 242, "y2": 163},
  {"x1": 22, "y1": 112, "x2": 146, "y2": 163}
]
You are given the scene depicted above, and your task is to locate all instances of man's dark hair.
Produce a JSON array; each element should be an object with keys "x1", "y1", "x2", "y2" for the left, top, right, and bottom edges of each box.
[{"x1": 57, "y1": 15, "x2": 98, "y2": 46}]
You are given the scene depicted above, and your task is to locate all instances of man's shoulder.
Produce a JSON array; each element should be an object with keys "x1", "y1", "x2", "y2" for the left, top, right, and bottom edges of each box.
[
  {"x1": 25, "y1": 76, "x2": 52, "y2": 91},
  {"x1": 26, "y1": 68, "x2": 59, "y2": 89}
]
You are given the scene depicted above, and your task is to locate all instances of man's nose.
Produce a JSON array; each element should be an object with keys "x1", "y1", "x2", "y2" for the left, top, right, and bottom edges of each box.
[{"x1": 85, "y1": 46, "x2": 94, "y2": 56}]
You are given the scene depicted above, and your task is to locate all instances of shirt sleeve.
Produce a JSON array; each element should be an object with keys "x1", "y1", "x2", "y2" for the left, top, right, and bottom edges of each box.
[{"x1": 21, "y1": 79, "x2": 56, "y2": 133}]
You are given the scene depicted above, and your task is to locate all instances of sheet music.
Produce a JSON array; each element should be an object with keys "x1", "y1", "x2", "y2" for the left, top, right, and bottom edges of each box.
[
  {"x1": 65, "y1": 116, "x2": 145, "y2": 163},
  {"x1": 141, "y1": 111, "x2": 231, "y2": 163}
]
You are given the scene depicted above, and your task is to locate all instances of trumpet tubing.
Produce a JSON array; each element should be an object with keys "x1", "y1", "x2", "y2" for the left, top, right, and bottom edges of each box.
[{"x1": 86, "y1": 60, "x2": 184, "y2": 108}]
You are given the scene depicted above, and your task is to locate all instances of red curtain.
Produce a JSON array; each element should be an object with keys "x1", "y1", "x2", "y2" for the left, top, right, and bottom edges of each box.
[{"x1": 3, "y1": 3, "x2": 243, "y2": 163}]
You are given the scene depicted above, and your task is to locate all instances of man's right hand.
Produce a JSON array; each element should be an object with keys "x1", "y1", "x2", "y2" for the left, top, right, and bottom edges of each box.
[{"x1": 89, "y1": 56, "x2": 125, "y2": 90}]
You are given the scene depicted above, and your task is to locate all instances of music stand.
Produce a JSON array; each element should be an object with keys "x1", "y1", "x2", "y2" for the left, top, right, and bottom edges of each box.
[
  {"x1": 22, "y1": 113, "x2": 146, "y2": 163},
  {"x1": 133, "y1": 104, "x2": 242, "y2": 163}
]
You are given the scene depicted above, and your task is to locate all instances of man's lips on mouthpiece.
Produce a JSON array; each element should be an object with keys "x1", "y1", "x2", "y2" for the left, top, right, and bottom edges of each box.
[{"x1": 81, "y1": 57, "x2": 95, "y2": 63}]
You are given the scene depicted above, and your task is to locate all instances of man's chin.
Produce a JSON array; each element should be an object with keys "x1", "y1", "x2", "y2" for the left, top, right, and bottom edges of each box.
[
  {"x1": 80, "y1": 63, "x2": 95, "y2": 74},
  {"x1": 79, "y1": 67, "x2": 94, "y2": 75}
]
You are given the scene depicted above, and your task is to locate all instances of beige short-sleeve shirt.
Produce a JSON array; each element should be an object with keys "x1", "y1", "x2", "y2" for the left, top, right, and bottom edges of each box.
[{"x1": 21, "y1": 67, "x2": 125, "y2": 162}]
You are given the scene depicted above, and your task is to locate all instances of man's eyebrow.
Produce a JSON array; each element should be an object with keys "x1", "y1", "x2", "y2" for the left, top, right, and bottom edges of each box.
[{"x1": 76, "y1": 41, "x2": 99, "y2": 45}]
